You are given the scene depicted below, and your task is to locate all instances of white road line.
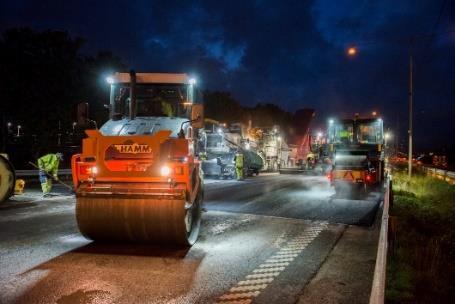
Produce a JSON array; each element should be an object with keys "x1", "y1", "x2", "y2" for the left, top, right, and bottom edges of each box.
[
  {"x1": 245, "y1": 273, "x2": 280, "y2": 279},
  {"x1": 252, "y1": 267, "x2": 285, "y2": 273},
  {"x1": 237, "y1": 278, "x2": 274, "y2": 285},
  {"x1": 215, "y1": 222, "x2": 327, "y2": 303},
  {"x1": 230, "y1": 284, "x2": 268, "y2": 292},
  {"x1": 259, "y1": 262, "x2": 290, "y2": 268},
  {"x1": 219, "y1": 291, "x2": 260, "y2": 300}
]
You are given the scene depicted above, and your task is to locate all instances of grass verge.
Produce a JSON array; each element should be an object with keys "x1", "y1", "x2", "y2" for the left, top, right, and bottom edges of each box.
[{"x1": 386, "y1": 170, "x2": 455, "y2": 303}]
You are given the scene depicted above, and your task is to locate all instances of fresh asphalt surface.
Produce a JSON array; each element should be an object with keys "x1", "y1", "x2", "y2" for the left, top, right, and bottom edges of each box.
[{"x1": 0, "y1": 174, "x2": 381, "y2": 304}]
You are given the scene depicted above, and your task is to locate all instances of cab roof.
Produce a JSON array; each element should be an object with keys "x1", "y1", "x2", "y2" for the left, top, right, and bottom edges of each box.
[{"x1": 113, "y1": 72, "x2": 190, "y2": 84}]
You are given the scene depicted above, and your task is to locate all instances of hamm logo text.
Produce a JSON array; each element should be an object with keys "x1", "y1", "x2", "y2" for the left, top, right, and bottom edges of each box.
[{"x1": 114, "y1": 143, "x2": 152, "y2": 154}]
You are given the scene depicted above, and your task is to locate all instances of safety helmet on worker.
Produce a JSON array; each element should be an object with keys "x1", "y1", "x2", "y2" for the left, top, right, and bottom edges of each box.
[{"x1": 56, "y1": 153, "x2": 64, "y2": 161}]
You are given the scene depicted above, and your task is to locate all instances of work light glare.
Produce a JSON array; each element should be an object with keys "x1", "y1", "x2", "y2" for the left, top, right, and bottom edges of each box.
[
  {"x1": 160, "y1": 165, "x2": 171, "y2": 177},
  {"x1": 106, "y1": 76, "x2": 114, "y2": 84}
]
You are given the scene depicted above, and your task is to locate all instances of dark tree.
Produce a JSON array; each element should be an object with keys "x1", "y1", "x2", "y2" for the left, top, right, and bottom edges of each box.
[
  {"x1": 0, "y1": 27, "x2": 124, "y2": 167},
  {"x1": 204, "y1": 91, "x2": 245, "y2": 123},
  {"x1": 0, "y1": 28, "x2": 84, "y2": 140},
  {"x1": 0, "y1": 28, "x2": 125, "y2": 140}
]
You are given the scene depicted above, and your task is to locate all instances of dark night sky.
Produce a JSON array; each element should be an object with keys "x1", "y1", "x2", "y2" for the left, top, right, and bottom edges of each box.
[{"x1": 1, "y1": 0, "x2": 454, "y2": 151}]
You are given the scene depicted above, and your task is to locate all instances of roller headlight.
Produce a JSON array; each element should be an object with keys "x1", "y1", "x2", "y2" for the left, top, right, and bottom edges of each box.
[{"x1": 160, "y1": 165, "x2": 171, "y2": 177}]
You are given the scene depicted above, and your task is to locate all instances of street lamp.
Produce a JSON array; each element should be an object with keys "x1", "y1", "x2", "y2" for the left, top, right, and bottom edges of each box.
[
  {"x1": 106, "y1": 76, "x2": 115, "y2": 84},
  {"x1": 347, "y1": 46, "x2": 357, "y2": 57},
  {"x1": 345, "y1": 41, "x2": 413, "y2": 178},
  {"x1": 408, "y1": 54, "x2": 413, "y2": 179}
]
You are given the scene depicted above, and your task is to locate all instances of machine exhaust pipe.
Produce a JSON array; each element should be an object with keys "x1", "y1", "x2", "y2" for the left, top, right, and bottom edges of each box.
[{"x1": 129, "y1": 70, "x2": 137, "y2": 120}]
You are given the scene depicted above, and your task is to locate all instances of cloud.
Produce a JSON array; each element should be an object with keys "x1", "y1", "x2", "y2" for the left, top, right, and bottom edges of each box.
[{"x1": 1, "y1": 0, "x2": 454, "y2": 149}]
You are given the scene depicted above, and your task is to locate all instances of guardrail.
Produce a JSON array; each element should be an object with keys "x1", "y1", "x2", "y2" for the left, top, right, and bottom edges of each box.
[
  {"x1": 15, "y1": 169, "x2": 72, "y2": 177},
  {"x1": 369, "y1": 176, "x2": 392, "y2": 304},
  {"x1": 420, "y1": 166, "x2": 455, "y2": 185}
]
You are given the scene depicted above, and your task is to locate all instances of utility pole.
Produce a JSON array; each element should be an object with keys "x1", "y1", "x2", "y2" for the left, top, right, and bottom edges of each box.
[{"x1": 408, "y1": 53, "x2": 413, "y2": 179}]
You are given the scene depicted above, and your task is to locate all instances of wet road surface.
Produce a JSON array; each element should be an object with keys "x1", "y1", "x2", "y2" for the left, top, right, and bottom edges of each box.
[{"x1": 0, "y1": 174, "x2": 381, "y2": 304}]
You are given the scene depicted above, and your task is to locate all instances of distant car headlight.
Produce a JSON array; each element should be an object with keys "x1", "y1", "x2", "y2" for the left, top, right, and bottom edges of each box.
[{"x1": 160, "y1": 165, "x2": 171, "y2": 177}]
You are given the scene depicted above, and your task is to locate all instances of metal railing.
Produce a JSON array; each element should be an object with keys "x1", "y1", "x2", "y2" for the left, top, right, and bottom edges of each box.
[
  {"x1": 15, "y1": 169, "x2": 72, "y2": 177},
  {"x1": 369, "y1": 176, "x2": 392, "y2": 304},
  {"x1": 420, "y1": 166, "x2": 455, "y2": 184}
]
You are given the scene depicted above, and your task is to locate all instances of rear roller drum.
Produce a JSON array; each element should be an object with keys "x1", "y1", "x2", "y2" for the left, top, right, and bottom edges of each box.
[{"x1": 76, "y1": 186, "x2": 203, "y2": 246}]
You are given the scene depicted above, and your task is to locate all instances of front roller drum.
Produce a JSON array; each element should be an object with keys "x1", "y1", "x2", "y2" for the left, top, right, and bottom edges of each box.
[{"x1": 76, "y1": 191, "x2": 202, "y2": 246}]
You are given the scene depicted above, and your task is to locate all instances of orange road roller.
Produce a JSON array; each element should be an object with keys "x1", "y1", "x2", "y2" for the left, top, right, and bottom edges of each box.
[{"x1": 72, "y1": 71, "x2": 205, "y2": 245}]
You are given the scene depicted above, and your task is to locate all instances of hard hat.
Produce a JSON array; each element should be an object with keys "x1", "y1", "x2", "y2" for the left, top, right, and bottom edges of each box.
[{"x1": 56, "y1": 153, "x2": 64, "y2": 161}]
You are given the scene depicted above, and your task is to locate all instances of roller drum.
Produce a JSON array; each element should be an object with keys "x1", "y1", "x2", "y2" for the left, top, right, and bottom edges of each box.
[{"x1": 76, "y1": 190, "x2": 202, "y2": 245}]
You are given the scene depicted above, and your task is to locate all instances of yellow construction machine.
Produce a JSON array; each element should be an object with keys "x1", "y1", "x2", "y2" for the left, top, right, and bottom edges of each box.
[
  {"x1": 72, "y1": 71, "x2": 205, "y2": 245},
  {"x1": 327, "y1": 115, "x2": 385, "y2": 193},
  {"x1": 0, "y1": 154, "x2": 15, "y2": 203}
]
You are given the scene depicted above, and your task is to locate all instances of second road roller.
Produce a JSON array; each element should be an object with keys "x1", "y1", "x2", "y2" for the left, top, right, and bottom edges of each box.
[{"x1": 71, "y1": 71, "x2": 205, "y2": 245}]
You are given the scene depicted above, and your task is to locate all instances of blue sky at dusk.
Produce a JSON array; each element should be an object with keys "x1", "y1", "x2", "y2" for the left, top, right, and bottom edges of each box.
[{"x1": 1, "y1": 0, "x2": 454, "y2": 150}]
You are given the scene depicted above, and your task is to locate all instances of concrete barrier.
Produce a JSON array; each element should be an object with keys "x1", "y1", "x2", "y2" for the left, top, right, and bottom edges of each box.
[{"x1": 369, "y1": 177, "x2": 391, "y2": 304}]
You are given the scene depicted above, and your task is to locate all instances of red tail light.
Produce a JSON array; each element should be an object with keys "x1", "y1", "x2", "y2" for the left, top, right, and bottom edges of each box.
[
  {"x1": 365, "y1": 172, "x2": 375, "y2": 184},
  {"x1": 327, "y1": 171, "x2": 333, "y2": 182}
]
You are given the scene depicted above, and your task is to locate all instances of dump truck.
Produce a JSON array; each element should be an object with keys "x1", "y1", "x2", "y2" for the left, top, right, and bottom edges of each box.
[
  {"x1": 71, "y1": 71, "x2": 205, "y2": 245},
  {"x1": 0, "y1": 154, "x2": 15, "y2": 203},
  {"x1": 327, "y1": 115, "x2": 384, "y2": 193}
]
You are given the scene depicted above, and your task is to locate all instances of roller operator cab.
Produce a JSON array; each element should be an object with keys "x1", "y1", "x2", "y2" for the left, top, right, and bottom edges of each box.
[
  {"x1": 72, "y1": 72, "x2": 205, "y2": 245},
  {"x1": 327, "y1": 117, "x2": 384, "y2": 192}
]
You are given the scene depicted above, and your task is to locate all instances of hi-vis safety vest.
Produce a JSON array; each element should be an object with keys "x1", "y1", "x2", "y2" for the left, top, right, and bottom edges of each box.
[
  {"x1": 235, "y1": 153, "x2": 244, "y2": 168},
  {"x1": 38, "y1": 154, "x2": 60, "y2": 175}
]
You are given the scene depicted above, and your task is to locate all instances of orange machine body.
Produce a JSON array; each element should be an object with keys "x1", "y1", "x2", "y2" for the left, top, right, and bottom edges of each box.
[{"x1": 72, "y1": 129, "x2": 201, "y2": 204}]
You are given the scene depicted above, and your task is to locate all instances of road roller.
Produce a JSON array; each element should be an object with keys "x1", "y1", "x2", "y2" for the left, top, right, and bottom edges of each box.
[
  {"x1": 71, "y1": 71, "x2": 205, "y2": 245},
  {"x1": 0, "y1": 153, "x2": 16, "y2": 203}
]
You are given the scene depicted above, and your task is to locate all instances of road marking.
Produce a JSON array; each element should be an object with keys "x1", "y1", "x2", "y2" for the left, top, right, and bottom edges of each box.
[
  {"x1": 245, "y1": 273, "x2": 280, "y2": 279},
  {"x1": 216, "y1": 222, "x2": 327, "y2": 303},
  {"x1": 237, "y1": 278, "x2": 274, "y2": 285},
  {"x1": 219, "y1": 291, "x2": 260, "y2": 300},
  {"x1": 252, "y1": 267, "x2": 285, "y2": 273}
]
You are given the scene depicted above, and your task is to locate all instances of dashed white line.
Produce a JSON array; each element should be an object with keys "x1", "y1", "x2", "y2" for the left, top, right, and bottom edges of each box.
[
  {"x1": 215, "y1": 222, "x2": 327, "y2": 303},
  {"x1": 237, "y1": 278, "x2": 274, "y2": 285},
  {"x1": 245, "y1": 273, "x2": 280, "y2": 279}
]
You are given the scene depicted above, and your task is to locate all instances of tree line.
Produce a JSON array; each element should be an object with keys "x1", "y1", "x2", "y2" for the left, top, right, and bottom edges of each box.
[{"x1": 0, "y1": 27, "x2": 297, "y2": 167}]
